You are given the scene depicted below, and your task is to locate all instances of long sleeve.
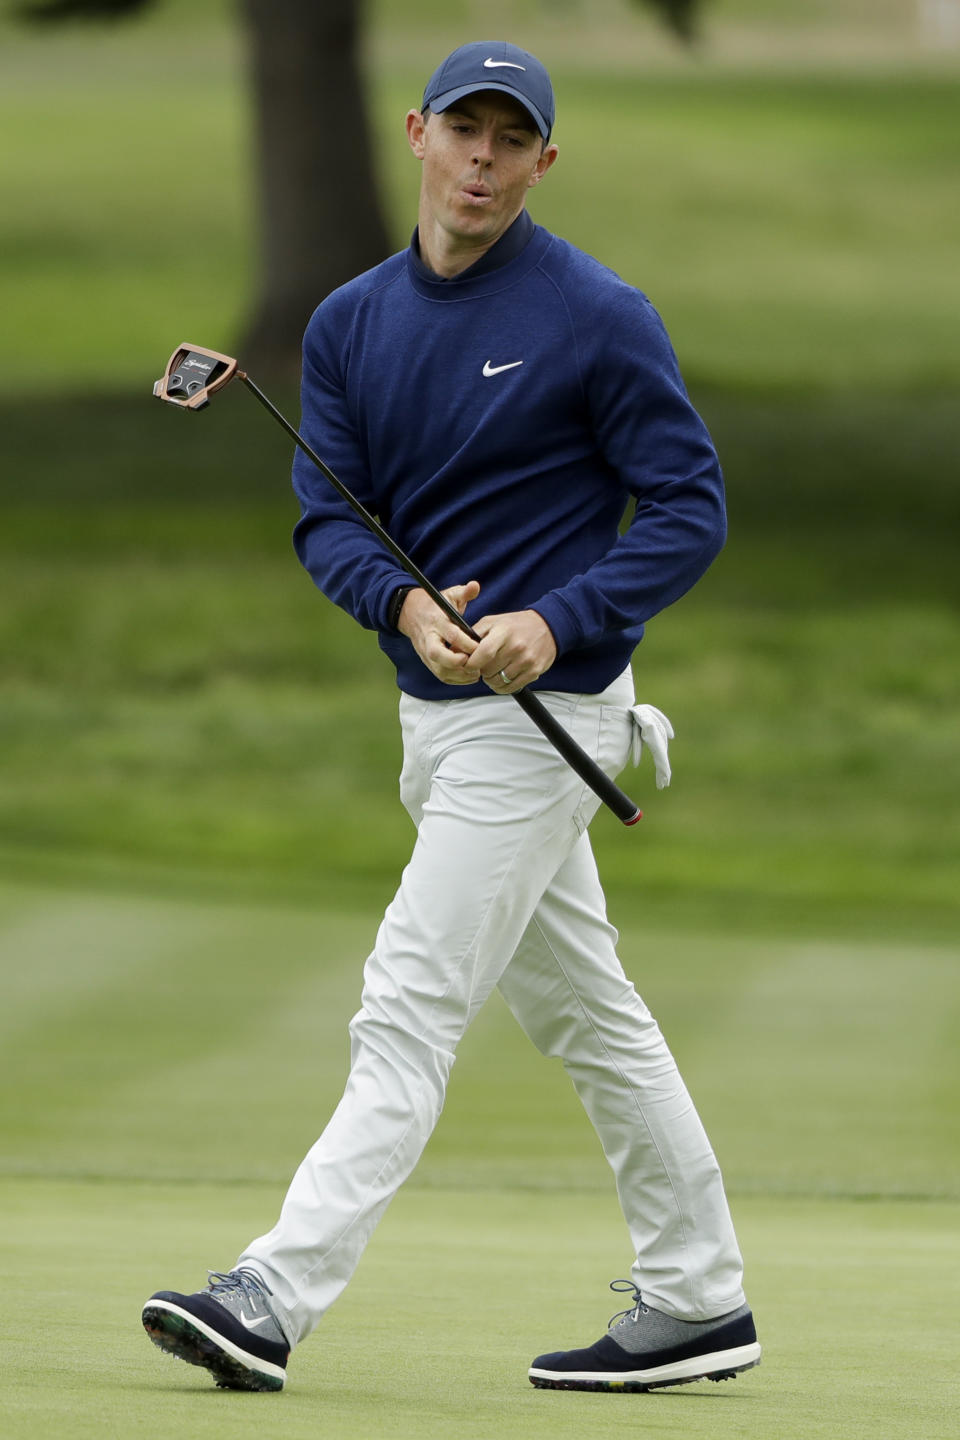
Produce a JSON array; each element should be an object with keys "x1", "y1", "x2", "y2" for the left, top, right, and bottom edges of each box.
[
  {"x1": 531, "y1": 289, "x2": 725, "y2": 656},
  {"x1": 291, "y1": 283, "x2": 411, "y2": 634}
]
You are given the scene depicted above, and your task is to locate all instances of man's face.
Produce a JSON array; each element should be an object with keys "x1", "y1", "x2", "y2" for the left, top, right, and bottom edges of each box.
[{"x1": 406, "y1": 93, "x2": 558, "y2": 260}]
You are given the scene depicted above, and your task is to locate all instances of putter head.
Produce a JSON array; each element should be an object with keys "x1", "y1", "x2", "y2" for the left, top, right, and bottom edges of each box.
[{"x1": 153, "y1": 344, "x2": 239, "y2": 411}]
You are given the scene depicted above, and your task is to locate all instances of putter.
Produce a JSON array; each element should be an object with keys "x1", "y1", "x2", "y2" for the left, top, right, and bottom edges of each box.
[{"x1": 154, "y1": 345, "x2": 643, "y2": 826}]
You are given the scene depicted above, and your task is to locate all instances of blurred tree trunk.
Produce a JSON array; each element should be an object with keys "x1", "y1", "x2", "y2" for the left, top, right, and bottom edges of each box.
[
  {"x1": 636, "y1": 0, "x2": 700, "y2": 42},
  {"x1": 239, "y1": 0, "x2": 391, "y2": 381}
]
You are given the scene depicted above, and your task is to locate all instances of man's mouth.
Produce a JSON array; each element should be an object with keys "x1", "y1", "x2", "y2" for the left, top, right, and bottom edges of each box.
[{"x1": 460, "y1": 182, "x2": 493, "y2": 205}]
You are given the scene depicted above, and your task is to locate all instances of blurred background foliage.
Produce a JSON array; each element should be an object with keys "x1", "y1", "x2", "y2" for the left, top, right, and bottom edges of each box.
[{"x1": 0, "y1": 0, "x2": 958, "y2": 943}]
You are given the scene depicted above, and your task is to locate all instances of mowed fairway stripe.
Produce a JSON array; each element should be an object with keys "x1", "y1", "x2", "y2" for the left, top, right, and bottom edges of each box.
[
  {"x1": 1, "y1": 882, "x2": 958, "y2": 1202},
  {"x1": 0, "y1": 883, "x2": 373, "y2": 1181}
]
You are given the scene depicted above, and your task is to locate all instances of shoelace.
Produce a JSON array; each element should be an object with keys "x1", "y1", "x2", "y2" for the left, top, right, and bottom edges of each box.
[
  {"x1": 607, "y1": 1277, "x2": 650, "y2": 1327},
  {"x1": 206, "y1": 1266, "x2": 275, "y2": 1305}
]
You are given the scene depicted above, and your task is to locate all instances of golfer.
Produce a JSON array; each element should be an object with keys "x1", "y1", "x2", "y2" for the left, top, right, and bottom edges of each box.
[{"x1": 143, "y1": 40, "x2": 760, "y2": 1394}]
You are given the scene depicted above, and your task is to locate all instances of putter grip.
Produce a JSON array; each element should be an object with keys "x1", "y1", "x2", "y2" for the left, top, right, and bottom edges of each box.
[{"x1": 513, "y1": 690, "x2": 642, "y2": 826}]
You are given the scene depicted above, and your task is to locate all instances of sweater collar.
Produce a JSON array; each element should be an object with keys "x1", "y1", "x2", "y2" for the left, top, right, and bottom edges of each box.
[{"x1": 409, "y1": 209, "x2": 535, "y2": 285}]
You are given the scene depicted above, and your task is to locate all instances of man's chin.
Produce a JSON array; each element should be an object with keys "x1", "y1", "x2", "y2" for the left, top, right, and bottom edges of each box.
[{"x1": 447, "y1": 209, "x2": 507, "y2": 246}]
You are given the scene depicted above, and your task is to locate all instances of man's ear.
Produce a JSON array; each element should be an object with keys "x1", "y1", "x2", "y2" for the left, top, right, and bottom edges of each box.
[
  {"x1": 528, "y1": 143, "x2": 559, "y2": 189},
  {"x1": 406, "y1": 109, "x2": 427, "y2": 160}
]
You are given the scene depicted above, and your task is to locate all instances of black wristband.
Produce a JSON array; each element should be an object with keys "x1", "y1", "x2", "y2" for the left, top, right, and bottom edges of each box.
[{"x1": 387, "y1": 584, "x2": 416, "y2": 632}]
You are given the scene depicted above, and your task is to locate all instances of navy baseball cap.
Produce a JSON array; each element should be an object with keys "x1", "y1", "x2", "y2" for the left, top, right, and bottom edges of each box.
[{"x1": 421, "y1": 41, "x2": 555, "y2": 141}]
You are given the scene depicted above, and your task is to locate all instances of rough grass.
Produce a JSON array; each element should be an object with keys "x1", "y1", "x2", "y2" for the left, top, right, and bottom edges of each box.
[
  {"x1": 1, "y1": 11, "x2": 958, "y2": 393},
  {"x1": 2, "y1": 387, "x2": 957, "y2": 941}
]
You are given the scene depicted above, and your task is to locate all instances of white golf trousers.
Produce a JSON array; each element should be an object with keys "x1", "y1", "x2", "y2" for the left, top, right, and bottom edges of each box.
[{"x1": 240, "y1": 670, "x2": 745, "y2": 1346}]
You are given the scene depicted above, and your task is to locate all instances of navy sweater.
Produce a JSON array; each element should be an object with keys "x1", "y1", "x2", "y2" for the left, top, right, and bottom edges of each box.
[{"x1": 292, "y1": 217, "x2": 725, "y2": 700}]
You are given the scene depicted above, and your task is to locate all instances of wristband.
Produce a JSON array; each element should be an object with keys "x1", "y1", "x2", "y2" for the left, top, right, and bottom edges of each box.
[{"x1": 387, "y1": 584, "x2": 416, "y2": 632}]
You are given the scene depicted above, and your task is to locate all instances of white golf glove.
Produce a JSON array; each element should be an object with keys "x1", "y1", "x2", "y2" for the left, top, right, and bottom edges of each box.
[{"x1": 628, "y1": 704, "x2": 674, "y2": 789}]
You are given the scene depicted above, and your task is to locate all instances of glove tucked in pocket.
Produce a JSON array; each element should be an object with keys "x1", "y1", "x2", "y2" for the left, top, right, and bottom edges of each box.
[{"x1": 628, "y1": 704, "x2": 674, "y2": 789}]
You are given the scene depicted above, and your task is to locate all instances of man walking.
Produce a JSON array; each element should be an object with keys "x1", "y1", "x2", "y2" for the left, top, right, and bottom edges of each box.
[{"x1": 142, "y1": 40, "x2": 760, "y2": 1395}]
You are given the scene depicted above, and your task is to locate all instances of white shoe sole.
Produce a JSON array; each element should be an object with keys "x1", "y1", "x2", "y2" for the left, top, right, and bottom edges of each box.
[
  {"x1": 142, "y1": 1298, "x2": 287, "y2": 1391},
  {"x1": 529, "y1": 1340, "x2": 762, "y2": 1391}
]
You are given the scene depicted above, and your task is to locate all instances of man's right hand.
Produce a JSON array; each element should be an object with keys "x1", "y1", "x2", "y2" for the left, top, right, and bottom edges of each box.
[{"x1": 397, "y1": 581, "x2": 481, "y2": 685}]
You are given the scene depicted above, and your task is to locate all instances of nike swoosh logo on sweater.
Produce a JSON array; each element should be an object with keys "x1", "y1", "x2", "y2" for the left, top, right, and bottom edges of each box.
[{"x1": 482, "y1": 360, "x2": 524, "y2": 377}]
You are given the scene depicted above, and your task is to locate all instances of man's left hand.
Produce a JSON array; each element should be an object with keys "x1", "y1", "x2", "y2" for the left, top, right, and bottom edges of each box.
[{"x1": 462, "y1": 610, "x2": 558, "y2": 694}]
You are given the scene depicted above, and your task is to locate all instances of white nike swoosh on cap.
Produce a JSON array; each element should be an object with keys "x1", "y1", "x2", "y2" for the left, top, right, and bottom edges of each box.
[
  {"x1": 483, "y1": 58, "x2": 526, "y2": 70},
  {"x1": 482, "y1": 360, "x2": 524, "y2": 377}
]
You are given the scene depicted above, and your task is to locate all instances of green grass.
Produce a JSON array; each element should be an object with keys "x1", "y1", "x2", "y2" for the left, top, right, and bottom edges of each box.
[
  {"x1": 3, "y1": 1180, "x2": 958, "y2": 1440},
  {"x1": 1, "y1": 884, "x2": 958, "y2": 1435},
  {"x1": 3, "y1": 884, "x2": 957, "y2": 1198},
  {"x1": 531, "y1": 72, "x2": 960, "y2": 391},
  {"x1": 2, "y1": 567, "x2": 957, "y2": 938}
]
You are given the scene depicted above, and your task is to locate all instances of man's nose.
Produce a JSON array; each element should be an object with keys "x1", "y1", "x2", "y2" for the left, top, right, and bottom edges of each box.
[{"x1": 472, "y1": 131, "x2": 495, "y2": 165}]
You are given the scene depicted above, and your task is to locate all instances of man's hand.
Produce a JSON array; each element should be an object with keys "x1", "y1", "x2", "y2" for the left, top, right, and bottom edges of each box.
[
  {"x1": 463, "y1": 609, "x2": 558, "y2": 694},
  {"x1": 397, "y1": 581, "x2": 481, "y2": 685}
]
